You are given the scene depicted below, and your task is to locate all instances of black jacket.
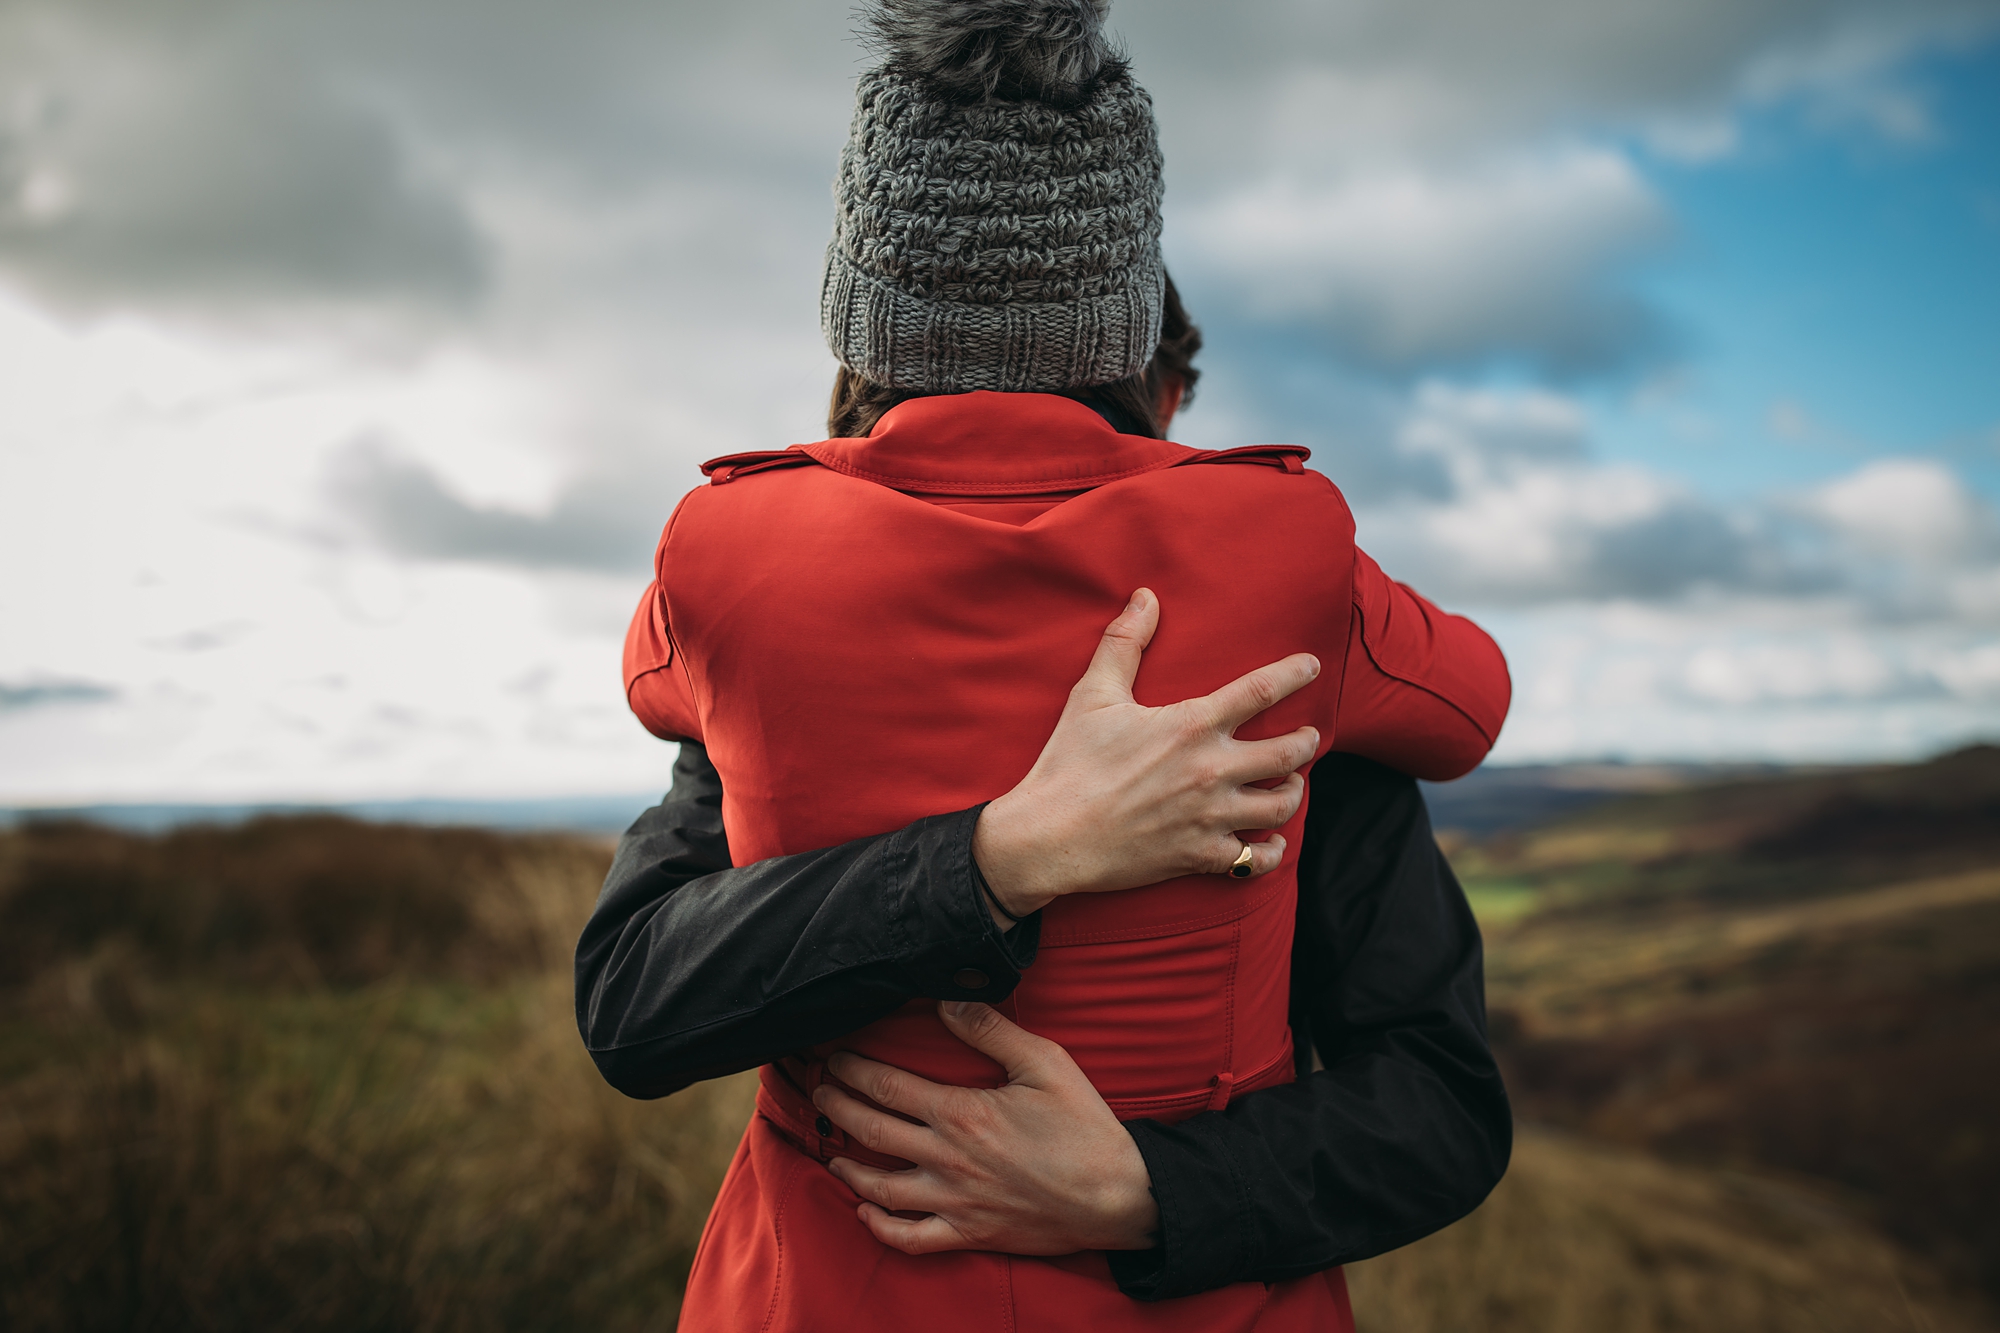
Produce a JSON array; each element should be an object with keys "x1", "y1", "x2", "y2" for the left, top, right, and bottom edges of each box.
[{"x1": 576, "y1": 744, "x2": 1510, "y2": 1300}]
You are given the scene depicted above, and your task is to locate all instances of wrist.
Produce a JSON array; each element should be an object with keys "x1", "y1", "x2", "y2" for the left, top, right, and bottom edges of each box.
[
  {"x1": 1093, "y1": 1140, "x2": 1161, "y2": 1250},
  {"x1": 971, "y1": 797, "x2": 1061, "y2": 920}
]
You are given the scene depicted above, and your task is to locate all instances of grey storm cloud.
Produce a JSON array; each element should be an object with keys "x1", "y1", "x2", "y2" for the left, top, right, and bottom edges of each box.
[
  {"x1": 4, "y1": 0, "x2": 1993, "y2": 366},
  {"x1": 0, "y1": 0, "x2": 854, "y2": 318},
  {"x1": 325, "y1": 438, "x2": 663, "y2": 574},
  {"x1": 0, "y1": 5, "x2": 488, "y2": 312}
]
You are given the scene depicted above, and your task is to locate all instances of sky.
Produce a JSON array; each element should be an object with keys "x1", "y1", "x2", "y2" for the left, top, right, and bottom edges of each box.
[{"x1": 1, "y1": 0, "x2": 1997, "y2": 804}]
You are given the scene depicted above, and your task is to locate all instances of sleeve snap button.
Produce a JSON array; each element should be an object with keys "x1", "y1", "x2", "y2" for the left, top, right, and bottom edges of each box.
[
  {"x1": 815, "y1": 1114, "x2": 833, "y2": 1138},
  {"x1": 952, "y1": 967, "x2": 990, "y2": 990}
]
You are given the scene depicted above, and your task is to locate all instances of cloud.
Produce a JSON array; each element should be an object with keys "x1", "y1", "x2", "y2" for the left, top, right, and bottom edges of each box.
[
  {"x1": 1127, "y1": 0, "x2": 2000, "y2": 168},
  {"x1": 324, "y1": 437, "x2": 661, "y2": 574},
  {"x1": 2, "y1": 0, "x2": 1990, "y2": 379},
  {"x1": 0, "y1": 0, "x2": 862, "y2": 326},
  {"x1": 1486, "y1": 601, "x2": 2000, "y2": 763},
  {"x1": 0, "y1": 678, "x2": 117, "y2": 711},
  {"x1": 1678, "y1": 640, "x2": 1938, "y2": 705},
  {"x1": 1179, "y1": 150, "x2": 1670, "y2": 373},
  {"x1": 1351, "y1": 386, "x2": 2000, "y2": 615},
  {"x1": 0, "y1": 5, "x2": 489, "y2": 315},
  {"x1": 1137, "y1": 0, "x2": 1997, "y2": 376},
  {"x1": 1803, "y1": 457, "x2": 1996, "y2": 565},
  {"x1": 0, "y1": 0, "x2": 1995, "y2": 797},
  {"x1": 1358, "y1": 385, "x2": 1778, "y2": 602}
]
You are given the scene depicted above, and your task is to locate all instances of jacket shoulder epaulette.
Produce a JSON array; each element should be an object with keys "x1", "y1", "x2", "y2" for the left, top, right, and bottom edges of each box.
[
  {"x1": 700, "y1": 448, "x2": 823, "y2": 485},
  {"x1": 1173, "y1": 444, "x2": 1310, "y2": 474}
]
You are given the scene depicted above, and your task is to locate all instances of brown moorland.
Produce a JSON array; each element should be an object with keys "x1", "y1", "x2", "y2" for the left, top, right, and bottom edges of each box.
[
  {"x1": 1457, "y1": 745, "x2": 2000, "y2": 1305},
  {"x1": 1, "y1": 760, "x2": 1993, "y2": 1330}
]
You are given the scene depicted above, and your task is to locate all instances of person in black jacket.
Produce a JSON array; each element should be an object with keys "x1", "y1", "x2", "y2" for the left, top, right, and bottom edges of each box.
[{"x1": 576, "y1": 635, "x2": 1510, "y2": 1301}]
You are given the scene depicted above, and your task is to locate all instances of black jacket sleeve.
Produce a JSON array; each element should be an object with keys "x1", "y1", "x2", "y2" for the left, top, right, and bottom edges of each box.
[
  {"x1": 574, "y1": 745, "x2": 1510, "y2": 1299},
  {"x1": 574, "y1": 742, "x2": 1039, "y2": 1099},
  {"x1": 1107, "y1": 753, "x2": 1512, "y2": 1299}
]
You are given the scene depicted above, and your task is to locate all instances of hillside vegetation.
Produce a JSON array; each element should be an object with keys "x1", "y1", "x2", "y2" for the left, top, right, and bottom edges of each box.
[
  {"x1": 1, "y1": 754, "x2": 1994, "y2": 1330},
  {"x1": 1454, "y1": 745, "x2": 2000, "y2": 1306},
  {"x1": 0, "y1": 818, "x2": 753, "y2": 1332}
]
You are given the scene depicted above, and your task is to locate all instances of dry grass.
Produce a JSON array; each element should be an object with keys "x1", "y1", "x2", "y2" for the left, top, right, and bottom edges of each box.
[
  {"x1": 0, "y1": 819, "x2": 758, "y2": 1333},
  {"x1": 2, "y1": 814, "x2": 1992, "y2": 1331},
  {"x1": 1349, "y1": 1129, "x2": 1989, "y2": 1333},
  {"x1": 0, "y1": 815, "x2": 634, "y2": 991},
  {"x1": 1485, "y1": 875, "x2": 2000, "y2": 1298}
]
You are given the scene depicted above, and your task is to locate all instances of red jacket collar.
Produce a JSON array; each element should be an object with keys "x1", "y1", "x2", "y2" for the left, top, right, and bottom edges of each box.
[{"x1": 803, "y1": 392, "x2": 1193, "y2": 496}]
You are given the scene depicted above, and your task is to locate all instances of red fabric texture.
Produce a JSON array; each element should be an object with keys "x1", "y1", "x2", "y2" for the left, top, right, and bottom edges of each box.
[{"x1": 623, "y1": 392, "x2": 1505, "y2": 1330}]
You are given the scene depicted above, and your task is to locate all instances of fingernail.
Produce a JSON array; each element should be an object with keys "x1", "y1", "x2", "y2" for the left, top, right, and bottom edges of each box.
[
  {"x1": 1307, "y1": 656, "x2": 1321, "y2": 678},
  {"x1": 943, "y1": 1000, "x2": 978, "y2": 1022},
  {"x1": 1126, "y1": 592, "x2": 1145, "y2": 613},
  {"x1": 811, "y1": 1086, "x2": 828, "y2": 1108}
]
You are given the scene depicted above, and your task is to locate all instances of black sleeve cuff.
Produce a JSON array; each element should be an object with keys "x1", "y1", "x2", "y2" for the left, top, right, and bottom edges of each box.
[
  {"x1": 1106, "y1": 1116, "x2": 1251, "y2": 1301},
  {"x1": 886, "y1": 803, "x2": 1040, "y2": 1003}
]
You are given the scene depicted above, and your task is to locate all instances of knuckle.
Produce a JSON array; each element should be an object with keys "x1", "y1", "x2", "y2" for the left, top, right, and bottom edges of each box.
[
  {"x1": 1246, "y1": 672, "x2": 1281, "y2": 710},
  {"x1": 940, "y1": 1097, "x2": 993, "y2": 1142},
  {"x1": 939, "y1": 1106, "x2": 977, "y2": 1141}
]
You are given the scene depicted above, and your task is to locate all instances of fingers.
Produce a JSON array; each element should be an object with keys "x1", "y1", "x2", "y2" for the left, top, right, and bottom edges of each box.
[
  {"x1": 1071, "y1": 589, "x2": 1159, "y2": 705},
  {"x1": 1245, "y1": 832, "x2": 1287, "y2": 876},
  {"x1": 813, "y1": 1081, "x2": 933, "y2": 1163},
  {"x1": 825, "y1": 1050, "x2": 940, "y2": 1121},
  {"x1": 937, "y1": 1001, "x2": 1067, "y2": 1086},
  {"x1": 1212, "y1": 832, "x2": 1287, "y2": 878},
  {"x1": 1195, "y1": 654, "x2": 1321, "y2": 734},
  {"x1": 853, "y1": 1201, "x2": 972, "y2": 1255},
  {"x1": 1223, "y1": 771, "x2": 1308, "y2": 832},
  {"x1": 826, "y1": 1157, "x2": 951, "y2": 1219},
  {"x1": 1224, "y1": 726, "x2": 1320, "y2": 787}
]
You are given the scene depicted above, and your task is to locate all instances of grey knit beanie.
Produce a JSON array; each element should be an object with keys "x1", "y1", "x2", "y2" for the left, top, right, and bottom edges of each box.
[{"x1": 821, "y1": 0, "x2": 1165, "y2": 393}]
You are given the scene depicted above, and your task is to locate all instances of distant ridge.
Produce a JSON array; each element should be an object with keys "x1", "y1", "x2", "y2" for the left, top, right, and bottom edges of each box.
[
  {"x1": 1419, "y1": 761, "x2": 1812, "y2": 838},
  {"x1": 0, "y1": 794, "x2": 665, "y2": 837},
  {"x1": 8, "y1": 762, "x2": 1826, "y2": 842}
]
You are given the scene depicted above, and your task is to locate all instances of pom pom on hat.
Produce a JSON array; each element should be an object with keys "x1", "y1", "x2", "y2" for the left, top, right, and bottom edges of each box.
[{"x1": 865, "y1": 0, "x2": 1125, "y2": 106}]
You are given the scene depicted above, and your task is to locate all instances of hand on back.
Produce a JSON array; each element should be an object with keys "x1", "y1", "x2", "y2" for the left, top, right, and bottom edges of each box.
[
  {"x1": 817, "y1": 1001, "x2": 1158, "y2": 1256},
  {"x1": 972, "y1": 588, "x2": 1320, "y2": 922}
]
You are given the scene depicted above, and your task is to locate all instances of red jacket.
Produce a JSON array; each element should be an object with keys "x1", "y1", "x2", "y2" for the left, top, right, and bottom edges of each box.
[{"x1": 623, "y1": 392, "x2": 1508, "y2": 1332}]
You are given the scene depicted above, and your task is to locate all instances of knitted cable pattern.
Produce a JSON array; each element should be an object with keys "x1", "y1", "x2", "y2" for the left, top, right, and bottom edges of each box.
[{"x1": 821, "y1": 40, "x2": 1164, "y2": 391}]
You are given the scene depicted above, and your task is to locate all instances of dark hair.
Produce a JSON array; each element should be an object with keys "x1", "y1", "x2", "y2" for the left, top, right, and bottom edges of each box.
[{"x1": 827, "y1": 272, "x2": 1203, "y2": 439}]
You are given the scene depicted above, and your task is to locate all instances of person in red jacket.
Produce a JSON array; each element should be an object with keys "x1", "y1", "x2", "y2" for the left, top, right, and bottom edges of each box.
[{"x1": 602, "y1": 2, "x2": 1509, "y2": 1328}]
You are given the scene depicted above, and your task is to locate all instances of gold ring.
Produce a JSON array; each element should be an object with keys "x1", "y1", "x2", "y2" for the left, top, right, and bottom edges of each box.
[{"x1": 1228, "y1": 843, "x2": 1255, "y2": 878}]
